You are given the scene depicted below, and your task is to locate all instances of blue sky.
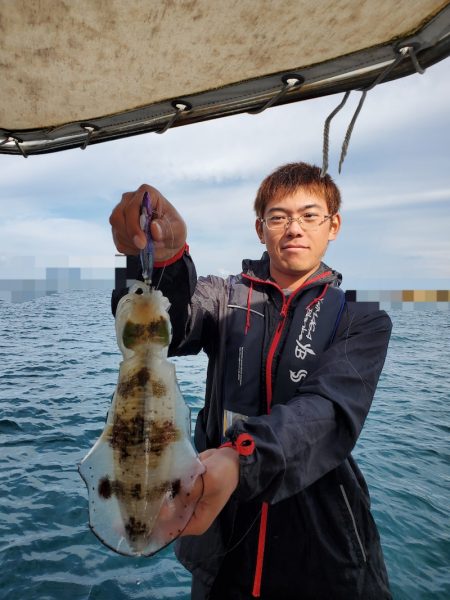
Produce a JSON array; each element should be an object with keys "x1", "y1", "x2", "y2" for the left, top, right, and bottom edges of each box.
[{"x1": 0, "y1": 58, "x2": 449, "y2": 289}]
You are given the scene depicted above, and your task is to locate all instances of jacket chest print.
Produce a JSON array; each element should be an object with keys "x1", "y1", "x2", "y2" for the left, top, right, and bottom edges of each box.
[{"x1": 290, "y1": 300, "x2": 322, "y2": 383}]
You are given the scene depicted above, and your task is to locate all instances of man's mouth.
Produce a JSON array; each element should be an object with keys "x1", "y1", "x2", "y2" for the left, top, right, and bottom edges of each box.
[{"x1": 282, "y1": 244, "x2": 309, "y2": 250}]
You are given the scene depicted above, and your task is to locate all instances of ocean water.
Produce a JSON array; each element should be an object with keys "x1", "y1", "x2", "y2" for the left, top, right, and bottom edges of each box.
[{"x1": 0, "y1": 291, "x2": 448, "y2": 600}]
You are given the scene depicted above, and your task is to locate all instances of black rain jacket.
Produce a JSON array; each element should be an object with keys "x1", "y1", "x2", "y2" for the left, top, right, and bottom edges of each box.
[{"x1": 112, "y1": 250, "x2": 393, "y2": 600}]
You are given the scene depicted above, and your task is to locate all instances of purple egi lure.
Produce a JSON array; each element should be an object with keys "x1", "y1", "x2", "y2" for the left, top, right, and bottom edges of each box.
[{"x1": 139, "y1": 191, "x2": 154, "y2": 285}]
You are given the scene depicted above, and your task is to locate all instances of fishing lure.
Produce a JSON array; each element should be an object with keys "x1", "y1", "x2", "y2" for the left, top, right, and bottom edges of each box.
[
  {"x1": 139, "y1": 190, "x2": 154, "y2": 285},
  {"x1": 79, "y1": 192, "x2": 205, "y2": 556}
]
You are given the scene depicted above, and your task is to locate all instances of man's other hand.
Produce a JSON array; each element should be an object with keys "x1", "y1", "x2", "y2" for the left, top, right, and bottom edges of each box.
[{"x1": 181, "y1": 447, "x2": 240, "y2": 537}]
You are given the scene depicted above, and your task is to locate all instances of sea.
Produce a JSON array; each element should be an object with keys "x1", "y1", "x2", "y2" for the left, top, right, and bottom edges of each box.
[{"x1": 0, "y1": 290, "x2": 448, "y2": 600}]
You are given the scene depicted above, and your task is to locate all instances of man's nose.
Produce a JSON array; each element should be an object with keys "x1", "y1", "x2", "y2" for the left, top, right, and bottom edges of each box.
[{"x1": 285, "y1": 217, "x2": 305, "y2": 234}]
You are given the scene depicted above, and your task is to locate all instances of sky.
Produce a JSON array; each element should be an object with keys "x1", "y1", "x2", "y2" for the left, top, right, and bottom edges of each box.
[{"x1": 0, "y1": 58, "x2": 449, "y2": 290}]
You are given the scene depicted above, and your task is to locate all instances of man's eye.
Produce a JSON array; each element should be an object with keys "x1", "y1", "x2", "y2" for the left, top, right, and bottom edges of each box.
[
  {"x1": 268, "y1": 215, "x2": 286, "y2": 223},
  {"x1": 303, "y1": 213, "x2": 319, "y2": 221}
]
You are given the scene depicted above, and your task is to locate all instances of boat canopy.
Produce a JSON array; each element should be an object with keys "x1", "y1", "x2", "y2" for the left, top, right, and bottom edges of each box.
[{"x1": 1, "y1": 0, "x2": 450, "y2": 157}]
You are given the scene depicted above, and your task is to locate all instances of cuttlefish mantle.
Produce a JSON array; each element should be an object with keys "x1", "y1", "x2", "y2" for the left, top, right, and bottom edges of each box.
[{"x1": 78, "y1": 282, "x2": 205, "y2": 556}]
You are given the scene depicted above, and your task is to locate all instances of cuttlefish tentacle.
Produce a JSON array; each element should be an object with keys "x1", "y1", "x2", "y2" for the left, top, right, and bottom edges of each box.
[{"x1": 79, "y1": 282, "x2": 205, "y2": 556}]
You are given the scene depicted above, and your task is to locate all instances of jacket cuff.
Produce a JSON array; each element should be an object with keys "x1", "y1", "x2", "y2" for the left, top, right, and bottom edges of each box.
[
  {"x1": 220, "y1": 433, "x2": 256, "y2": 456},
  {"x1": 154, "y1": 243, "x2": 189, "y2": 268}
]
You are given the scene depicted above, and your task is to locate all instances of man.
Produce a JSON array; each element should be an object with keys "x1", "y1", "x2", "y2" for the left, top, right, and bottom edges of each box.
[{"x1": 110, "y1": 162, "x2": 392, "y2": 599}]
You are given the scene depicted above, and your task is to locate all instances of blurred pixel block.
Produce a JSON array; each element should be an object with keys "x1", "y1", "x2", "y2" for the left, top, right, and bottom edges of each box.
[
  {"x1": 344, "y1": 291, "x2": 379, "y2": 311},
  {"x1": 114, "y1": 264, "x2": 126, "y2": 291},
  {"x1": 114, "y1": 255, "x2": 140, "y2": 290},
  {"x1": 46, "y1": 267, "x2": 81, "y2": 292},
  {"x1": 403, "y1": 290, "x2": 445, "y2": 302},
  {"x1": 344, "y1": 289, "x2": 450, "y2": 311}
]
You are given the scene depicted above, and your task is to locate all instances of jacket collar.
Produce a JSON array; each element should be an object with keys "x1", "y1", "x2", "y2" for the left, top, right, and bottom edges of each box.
[{"x1": 241, "y1": 252, "x2": 342, "y2": 289}]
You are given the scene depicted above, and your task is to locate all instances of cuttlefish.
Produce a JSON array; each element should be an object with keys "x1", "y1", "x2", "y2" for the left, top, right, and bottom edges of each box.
[{"x1": 79, "y1": 282, "x2": 205, "y2": 556}]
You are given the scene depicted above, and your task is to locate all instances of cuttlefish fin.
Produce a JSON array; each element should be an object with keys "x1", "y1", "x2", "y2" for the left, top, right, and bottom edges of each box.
[{"x1": 79, "y1": 432, "x2": 205, "y2": 556}]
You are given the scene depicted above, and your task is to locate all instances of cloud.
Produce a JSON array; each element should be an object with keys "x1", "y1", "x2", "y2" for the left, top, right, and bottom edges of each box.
[
  {"x1": 342, "y1": 187, "x2": 450, "y2": 212},
  {"x1": 327, "y1": 198, "x2": 450, "y2": 287},
  {"x1": 0, "y1": 58, "x2": 448, "y2": 284},
  {"x1": 0, "y1": 217, "x2": 115, "y2": 261}
]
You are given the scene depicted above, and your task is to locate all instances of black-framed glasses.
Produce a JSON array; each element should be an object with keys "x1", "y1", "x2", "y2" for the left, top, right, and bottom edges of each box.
[{"x1": 259, "y1": 213, "x2": 333, "y2": 232}]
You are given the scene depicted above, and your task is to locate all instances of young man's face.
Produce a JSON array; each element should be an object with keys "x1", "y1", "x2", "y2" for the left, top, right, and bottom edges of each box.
[{"x1": 255, "y1": 188, "x2": 341, "y2": 290}]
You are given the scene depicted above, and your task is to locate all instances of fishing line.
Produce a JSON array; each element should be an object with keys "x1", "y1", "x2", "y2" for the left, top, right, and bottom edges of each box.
[
  {"x1": 220, "y1": 508, "x2": 263, "y2": 558},
  {"x1": 151, "y1": 209, "x2": 175, "y2": 291},
  {"x1": 195, "y1": 506, "x2": 264, "y2": 563}
]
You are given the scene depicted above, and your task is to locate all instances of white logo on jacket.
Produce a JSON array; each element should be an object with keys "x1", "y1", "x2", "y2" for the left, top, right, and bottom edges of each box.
[
  {"x1": 295, "y1": 341, "x2": 316, "y2": 359},
  {"x1": 290, "y1": 369, "x2": 308, "y2": 383},
  {"x1": 294, "y1": 300, "x2": 323, "y2": 362}
]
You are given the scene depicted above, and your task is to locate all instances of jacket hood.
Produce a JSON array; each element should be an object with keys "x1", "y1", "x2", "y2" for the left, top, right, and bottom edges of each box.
[{"x1": 242, "y1": 252, "x2": 342, "y2": 288}]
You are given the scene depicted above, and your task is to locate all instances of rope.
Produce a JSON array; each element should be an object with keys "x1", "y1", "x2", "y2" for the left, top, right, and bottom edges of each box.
[
  {"x1": 320, "y1": 91, "x2": 351, "y2": 178},
  {"x1": 80, "y1": 124, "x2": 99, "y2": 150},
  {"x1": 338, "y1": 90, "x2": 367, "y2": 173},
  {"x1": 321, "y1": 44, "x2": 426, "y2": 175},
  {"x1": 156, "y1": 102, "x2": 190, "y2": 134},
  {"x1": 248, "y1": 76, "x2": 303, "y2": 115},
  {"x1": 403, "y1": 45, "x2": 426, "y2": 75}
]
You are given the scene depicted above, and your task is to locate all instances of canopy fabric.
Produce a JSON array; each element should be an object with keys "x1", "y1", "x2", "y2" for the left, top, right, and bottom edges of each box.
[{"x1": 1, "y1": 0, "x2": 450, "y2": 156}]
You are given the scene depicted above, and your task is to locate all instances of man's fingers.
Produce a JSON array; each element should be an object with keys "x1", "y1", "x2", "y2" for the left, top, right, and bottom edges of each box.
[
  {"x1": 123, "y1": 191, "x2": 145, "y2": 248},
  {"x1": 150, "y1": 220, "x2": 163, "y2": 242},
  {"x1": 110, "y1": 193, "x2": 144, "y2": 253},
  {"x1": 132, "y1": 232, "x2": 147, "y2": 250},
  {"x1": 112, "y1": 228, "x2": 141, "y2": 255},
  {"x1": 109, "y1": 183, "x2": 187, "y2": 258}
]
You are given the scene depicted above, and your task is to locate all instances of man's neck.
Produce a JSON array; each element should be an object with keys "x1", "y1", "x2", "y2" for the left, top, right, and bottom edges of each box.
[{"x1": 270, "y1": 264, "x2": 322, "y2": 291}]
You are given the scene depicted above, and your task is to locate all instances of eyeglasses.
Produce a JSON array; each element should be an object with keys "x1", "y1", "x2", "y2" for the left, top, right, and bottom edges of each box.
[{"x1": 259, "y1": 213, "x2": 333, "y2": 232}]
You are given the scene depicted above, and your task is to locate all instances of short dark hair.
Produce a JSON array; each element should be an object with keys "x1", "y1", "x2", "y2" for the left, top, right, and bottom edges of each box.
[{"x1": 254, "y1": 162, "x2": 341, "y2": 217}]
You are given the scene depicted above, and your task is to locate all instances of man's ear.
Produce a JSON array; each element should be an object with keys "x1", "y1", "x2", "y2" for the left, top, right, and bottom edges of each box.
[
  {"x1": 328, "y1": 213, "x2": 341, "y2": 241},
  {"x1": 255, "y1": 218, "x2": 265, "y2": 244}
]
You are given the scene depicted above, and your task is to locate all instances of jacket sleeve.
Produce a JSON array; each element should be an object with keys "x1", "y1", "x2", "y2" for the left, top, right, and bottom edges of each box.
[
  {"x1": 227, "y1": 303, "x2": 392, "y2": 504},
  {"x1": 153, "y1": 250, "x2": 199, "y2": 354},
  {"x1": 155, "y1": 251, "x2": 229, "y2": 357}
]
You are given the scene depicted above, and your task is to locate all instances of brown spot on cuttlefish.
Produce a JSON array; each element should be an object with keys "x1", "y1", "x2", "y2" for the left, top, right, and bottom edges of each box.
[
  {"x1": 117, "y1": 367, "x2": 150, "y2": 398},
  {"x1": 151, "y1": 379, "x2": 166, "y2": 397},
  {"x1": 125, "y1": 516, "x2": 149, "y2": 542},
  {"x1": 148, "y1": 420, "x2": 180, "y2": 456}
]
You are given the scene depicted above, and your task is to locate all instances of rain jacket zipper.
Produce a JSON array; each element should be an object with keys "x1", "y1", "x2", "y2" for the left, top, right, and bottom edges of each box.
[{"x1": 242, "y1": 271, "x2": 332, "y2": 597}]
